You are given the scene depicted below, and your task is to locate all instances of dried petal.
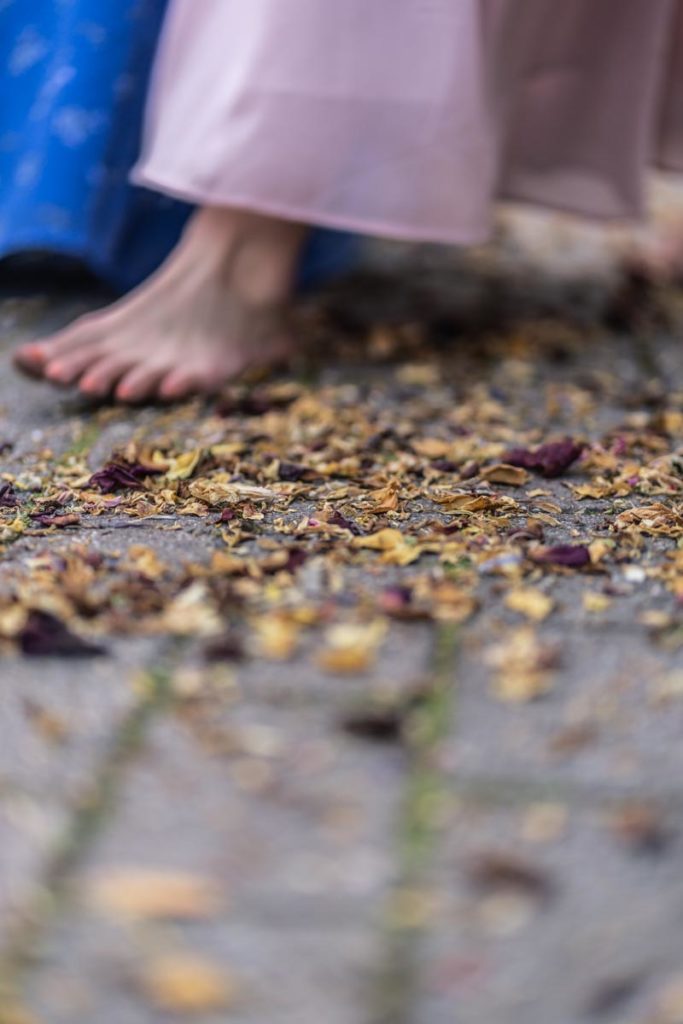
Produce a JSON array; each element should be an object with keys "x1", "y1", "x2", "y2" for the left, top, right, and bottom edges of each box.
[
  {"x1": 278, "y1": 461, "x2": 314, "y2": 482},
  {"x1": 0, "y1": 482, "x2": 19, "y2": 507},
  {"x1": 480, "y1": 464, "x2": 530, "y2": 486},
  {"x1": 533, "y1": 544, "x2": 591, "y2": 568},
  {"x1": 610, "y1": 804, "x2": 674, "y2": 856},
  {"x1": 87, "y1": 868, "x2": 222, "y2": 920},
  {"x1": 140, "y1": 953, "x2": 238, "y2": 1013},
  {"x1": 326, "y1": 510, "x2": 362, "y2": 535},
  {"x1": 89, "y1": 459, "x2": 162, "y2": 493},
  {"x1": 467, "y1": 852, "x2": 556, "y2": 901},
  {"x1": 19, "y1": 611, "x2": 106, "y2": 658},
  {"x1": 505, "y1": 439, "x2": 584, "y2": 478},
  {"x1": 504, "y1": 587, "x2": 554, "y2": 621},
  {"x1": 31, "y1": 513, "x2": 81, "y2": 529}
]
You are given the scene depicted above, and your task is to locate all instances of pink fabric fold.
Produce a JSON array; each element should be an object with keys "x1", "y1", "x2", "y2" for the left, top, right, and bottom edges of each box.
[{"x1": 133, "y1": 0, "x2": 683, "y2": 244}]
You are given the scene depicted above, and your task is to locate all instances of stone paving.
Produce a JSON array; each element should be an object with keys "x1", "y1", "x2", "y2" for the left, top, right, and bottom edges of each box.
[{"x1": 0, "y1": 242, "x2": 681, "y2": 1024}]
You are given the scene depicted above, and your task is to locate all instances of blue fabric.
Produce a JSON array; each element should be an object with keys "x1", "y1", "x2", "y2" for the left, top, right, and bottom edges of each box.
[
  {"x1": 298, "y1": 227, "x2": 362, "y2": 292},
  {"x1": 0, "y1": 0, "x2": 188, "y2": 291},
  {"x1": 0, "y1": 0, "x2": 359, "y2": 293}
]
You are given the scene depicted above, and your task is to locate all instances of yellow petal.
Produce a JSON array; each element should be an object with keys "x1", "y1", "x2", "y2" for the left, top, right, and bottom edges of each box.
[
  {"x1": 480, "y1": 464, "x2": 530, "y2": 487},
  {"x1": 165, "y1": 449, "x2": 203, "y2": 481},
  {"x1": 582, "y1": 592, "x2": 611, "y2": 613},
  {"x1": 86, "y1": 868, "x2": 222, "y2": 921},
  {"x1": 140, "y1": 954, "x2": 238, "y2": 1013},
  {"x1": 504, "y1": 587, "x2": 554, "y2": 622}
]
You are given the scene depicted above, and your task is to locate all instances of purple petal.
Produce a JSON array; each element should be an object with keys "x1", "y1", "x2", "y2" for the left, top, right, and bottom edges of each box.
[
  {"x1": 0, "y1": 482, "x2": 19, "y2": 507},
  {"x1": 535, "y1": 545, "x2": 591, "y2": 568},
  {"x1": 278, "y1": 461, "x2": 313, "y2": 482},
  {"x1": 505, "y1": 440, "x2": 584, "y2": 478},
  {"x1": 89, "y1": 460, "x2": 162, "y2": 493},
  {"x1": 327, "y1": 510, "x2": 362, "y2": 535},
  {"x1": 20, "y1": 611, "x2": 107, "y2": 657}
]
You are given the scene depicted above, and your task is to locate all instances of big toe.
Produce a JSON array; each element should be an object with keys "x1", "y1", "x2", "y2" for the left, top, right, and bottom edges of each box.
[{"x1": 14, "y1": 342, "x2": 50, "y2": 377}]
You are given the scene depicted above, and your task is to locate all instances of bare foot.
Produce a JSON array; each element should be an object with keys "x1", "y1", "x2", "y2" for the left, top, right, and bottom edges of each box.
[
  {"x1": 14, "y1": 207, "x2": 306, "y2": 402},
  {"x1": 617, "y1": 173, "x2": 683, "y2": 283},
  {"x1": 621, "y1": 223, "x2": 683, "y2": 284}
]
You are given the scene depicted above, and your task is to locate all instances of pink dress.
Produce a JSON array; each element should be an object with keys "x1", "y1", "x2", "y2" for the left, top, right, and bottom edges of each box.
[{"x1": 133, "y1": 0, "x2": 683, "y2": 245}]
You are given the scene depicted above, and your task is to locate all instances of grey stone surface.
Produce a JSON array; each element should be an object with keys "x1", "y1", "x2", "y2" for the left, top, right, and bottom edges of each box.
[
  {"x1": 416, "y1": 800, "x2": 683, "y2": 1024},
  {"x1": 27, "y1": 918, "x2": 380, "y2": 1024},
  {"x1": 75, "y1": 712, "x2": 403, "y2": 920},
  {"x1": 449, "y1": 624, "x2": 683, "y2": 800},
  {"x1": 0, "y1": 259, "x2": 680, "y2": 1024},
  {"x1": 0, "y1": 646, "x2": 152, "y2": 945},
  {"x1": 24, "y1": 713, "x2": 404, "y2": 1023}
]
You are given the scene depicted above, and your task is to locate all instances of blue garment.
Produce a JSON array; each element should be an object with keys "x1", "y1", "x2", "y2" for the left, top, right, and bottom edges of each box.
[
  {"x1": 0, "y1": 0, "x2": 358, "y2": 293},
  {"x1": 0, "y1": 0, "x2": 190, "y2": 291}
]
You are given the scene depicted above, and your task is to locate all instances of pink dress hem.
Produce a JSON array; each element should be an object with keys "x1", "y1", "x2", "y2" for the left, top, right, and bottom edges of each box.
[
  {"x1": 132, "y1": 166, "x2": 652, "y2": 241},
  {"x1": 135, "y1": 0, "x2": 683, "y2": 245},
  {"x1": 131, "y1": 167, "x2": 494, "y2": 245}
]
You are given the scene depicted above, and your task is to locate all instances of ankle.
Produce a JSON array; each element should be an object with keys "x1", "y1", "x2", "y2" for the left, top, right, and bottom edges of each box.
[
  {"x1": 233, "y1": 231, "x2": 305, "y2": 305},
  {"x1": 175, "y1": 206, "x2": 305, "y2": 306}
]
